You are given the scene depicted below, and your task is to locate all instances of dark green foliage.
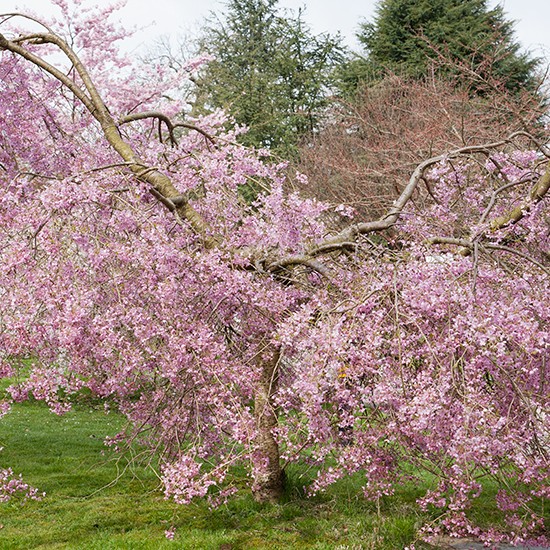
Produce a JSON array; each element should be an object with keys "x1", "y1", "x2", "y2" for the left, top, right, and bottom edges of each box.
[
  {"x1": 195, "y1": 0, "x2": 343, "y2": 155},
  {"x1": 339, "y1": 0, "x2": 539, "y2": 95}
]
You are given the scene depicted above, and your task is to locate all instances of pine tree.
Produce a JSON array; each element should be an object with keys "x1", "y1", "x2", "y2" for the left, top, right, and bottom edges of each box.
[
  {"x1": 339, "y1": 0, "x2": 538, "y2": 95},
  {"x1": 194, "y1": 0, "x2": 343, "y2": 155}
]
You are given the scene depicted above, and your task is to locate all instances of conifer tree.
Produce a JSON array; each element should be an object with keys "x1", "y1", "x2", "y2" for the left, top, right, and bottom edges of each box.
[
  {"x1": 339, "y1": 0, "x2": 538, "y2": 94},
  {"x1": 195, "y1": 0, "x2": 342, "y2": 155}
]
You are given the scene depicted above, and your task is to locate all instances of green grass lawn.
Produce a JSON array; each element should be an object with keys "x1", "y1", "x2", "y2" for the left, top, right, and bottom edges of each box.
[
  {"x1": 1, "y1": 399, "x2": 542, "y2": 549},
  {"x1": 0, "y1": 401, "x2": 432, "y2": 549}
]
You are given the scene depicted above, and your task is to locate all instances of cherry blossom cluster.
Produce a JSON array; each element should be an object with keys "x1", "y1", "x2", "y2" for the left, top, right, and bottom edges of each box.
[{"x1": 0, "y1": 467, "x2": 44, "y2": 503}]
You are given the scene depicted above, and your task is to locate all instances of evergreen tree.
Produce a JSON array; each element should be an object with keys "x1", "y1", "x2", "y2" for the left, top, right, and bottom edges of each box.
[
  {"x1": 194, "y1": 0, "x2": 343, "y2": 155},
  {"x1": 339, "y1": 0, "x2": 538, "y2": 95}
]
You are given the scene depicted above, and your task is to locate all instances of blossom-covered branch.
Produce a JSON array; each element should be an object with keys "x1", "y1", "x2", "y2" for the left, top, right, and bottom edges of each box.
[{"x1": 0, "y1": 20, "x2": 215, "y2": 246}]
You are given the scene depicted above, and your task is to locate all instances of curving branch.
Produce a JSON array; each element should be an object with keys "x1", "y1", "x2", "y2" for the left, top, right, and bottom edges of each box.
[
  {"x1": 289, "y1": 136, "x2": 526, "y2": 261},
  {"x1": 173, "y1": 122, "x2": 216, "y2": 144},
  {"x1": 318, "y1": 137, "x2": 524, "y2": 254},
  {"x1": 479, "y1": 176, "x2": 535, "y2": 225},
  {"x1": 265, "y1": 255, "x2": 331, "y2": 278},
  {"x1": 489, "y1": 161, "x2": 550, "y2": 230},
  {"x1": 426, "y1": 237, "x2": 472, "y2": 248},
  {"x1": 0, "y1": 32, "x2": 96, "y2": 114},
  {"x1": 118, "y1": 111, "x2": 216, "y2": 147},
  {"x1": 119, "y1": 111, "x2": 178, "y2": 146},
  {"x1": 0, "y1": 24, "x2": 217, "y2": 248},
  {"x1": 484, "y1": 243, "x2": 549, "y2": 275}
]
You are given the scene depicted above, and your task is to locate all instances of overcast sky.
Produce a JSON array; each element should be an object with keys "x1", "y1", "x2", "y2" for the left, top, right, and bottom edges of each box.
[{"x1": 2, "y1": 0, "x2": 549, "y2": 59}]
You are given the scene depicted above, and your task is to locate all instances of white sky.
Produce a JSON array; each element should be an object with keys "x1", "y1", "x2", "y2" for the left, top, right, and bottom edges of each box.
[{"x1": 2, "y1": 0, "x2": 549, "y2": 59}]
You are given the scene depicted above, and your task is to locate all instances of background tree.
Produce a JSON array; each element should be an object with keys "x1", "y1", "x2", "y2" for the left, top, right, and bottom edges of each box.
[
  {"x1": 296, "y1": 70, "x2": 547, "y2": 220},
  {"x1": 193, "y1": 0, "x2": 343, "y2": 155},
  {"x1": 338, "y1": 0, "x2": 539, "y2": 95}
]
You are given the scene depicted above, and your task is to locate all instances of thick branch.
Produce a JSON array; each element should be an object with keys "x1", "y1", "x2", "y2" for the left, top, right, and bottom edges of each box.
[
  {"x1": 265, "y1": 256, "x2": 331, "y2": 278},
  {"x1": 479, "y1": 177, "x2": 534, "y2": 225},
  {"x1": 119, "y1": 111, "x2": 178, "y2": 145},
  {"x1": 262, "y1": 133, "x2": 537, "y2": 275},
  {"x1": 305, "y1": 137, "x2": 522, "y2": 256},
  {"x1": 119, "y1": 111, "x2": 216, "y2": 147},
  {"x1": 490, "y1": 161, "x2": 550, "y2": 230},
  {"x1": 0, "y1": 33, "x2": 96, "y2": 114},
  {"x1": 426, "y1": 237, "x2": 472, "y2": 248},
  {"x1": 0, "y1": 27, "x2": 216, "y2": 247}
]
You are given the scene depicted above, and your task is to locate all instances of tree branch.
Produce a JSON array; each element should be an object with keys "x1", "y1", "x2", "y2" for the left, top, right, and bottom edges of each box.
[
  {"x1": 0, "y1": 32, "x2": 96, "y2": 114},
  {"x1": 489, "y1": 161, "x2": 550, "y2": 230},
  {"x1": 484, "y1": 243, "x2": 549, "y2": 275},
  {"x1": 310, "y1": 135, "x2": 522, "y2": 254},
  {"x1": 119, "y1": 112, "x2": 216, "y2": 147},
  {"x1": 262, "y1": 133, "x2": 535, "y2": 276},
  {"x1": 426, "y1": 237, "x2": 472, "y2": 248},
  {"x1": 479, "y1": 176, "x2": 535, "y2": 225},
  {"x1": 119, "y1": 111, "x2": 178, "y2": 145},
  {"x1": 0, "y1": 25, "x2": 217, "y2": 248},
  {"x1": 265, "y1": 256, "x2": 331, "y2": 278}
]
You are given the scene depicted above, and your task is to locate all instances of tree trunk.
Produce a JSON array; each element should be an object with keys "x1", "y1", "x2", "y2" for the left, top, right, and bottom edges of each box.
[{"x1": 252, "y1": 347, "x2": 284, "y2": 503}]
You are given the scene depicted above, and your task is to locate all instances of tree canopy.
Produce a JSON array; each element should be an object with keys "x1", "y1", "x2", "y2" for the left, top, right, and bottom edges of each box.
[
  {"x1": 339, "y1": 0, "x2": 539, "y2": 95},
  {"x1": 0, "y1": 1, "x2": 548, "y2": 546},
  {"x1": 193, "y1": 0, "x2": 343, "y2": 154}
]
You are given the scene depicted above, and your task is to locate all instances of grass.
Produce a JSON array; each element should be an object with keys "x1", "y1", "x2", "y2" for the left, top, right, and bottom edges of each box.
[
  {"x1": 0, "y1": 400, "x2": 432, "y2": 549},
  {"x1": 1, "y1": 399, "x2": 543, "y2": 549}
]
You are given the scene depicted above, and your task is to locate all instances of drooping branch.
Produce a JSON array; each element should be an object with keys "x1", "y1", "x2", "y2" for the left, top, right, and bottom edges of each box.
[
  {"x1": 265, "y1": 255, "x2": 331, "y2": 278},
  {"x1": 0, "y1": 32, "x2": 96, "y2": 114},
  {"x1": 489, "y1": 161, "x2": 550, "y2": 230},
  {"x1": 426, "y1": 237, "x2": 549, "y2": 275},
  {"x1": 119, "y1": 111, "x2": 179, "y2": 145},
  {"x1": 173, "y1": 122, "x2": 216, "y2": 144},
  {"x1": 271, "y1": 135, "x2": 531, "y2": 274},
  {"x1": 0, "y1": 23, "x2": 217, "y2": 248},
  {"x1": 484, "y1": 243, "x2": 549, "y2": 275},
  {"x1": 118, "y1": 111, "x2": 216, "y2": 146},
  {"x1": 426, "y1": 237, "x2": 472, "y2": 248}
]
